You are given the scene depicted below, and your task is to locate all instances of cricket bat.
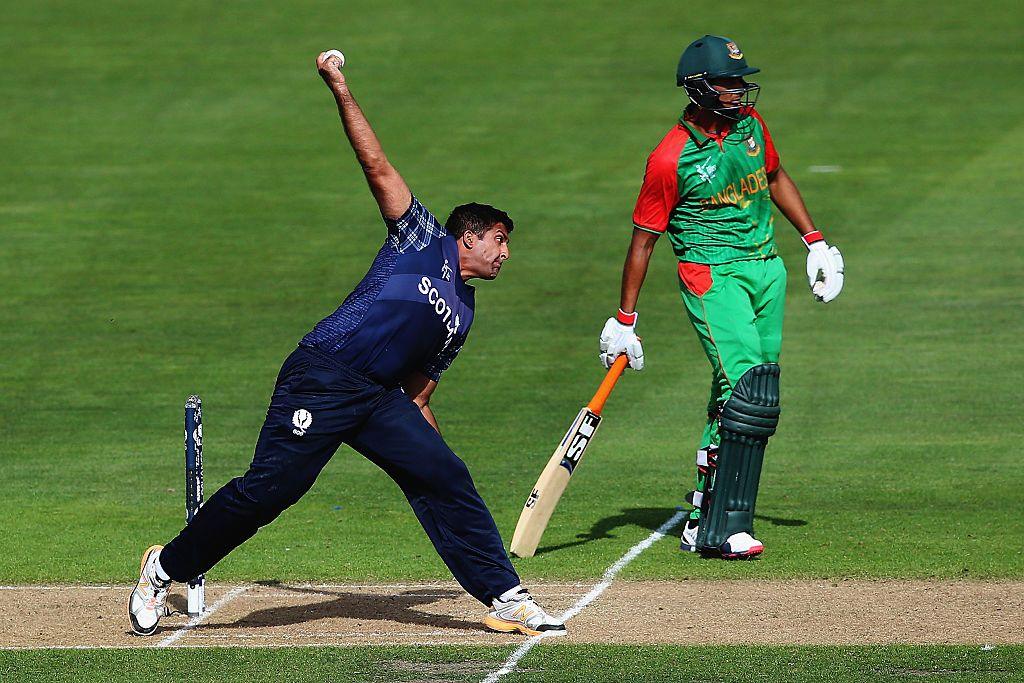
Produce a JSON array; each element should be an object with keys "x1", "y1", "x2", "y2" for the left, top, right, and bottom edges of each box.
[{"x1": 509, "y1": 355, "x2": 629, "y2": 558}]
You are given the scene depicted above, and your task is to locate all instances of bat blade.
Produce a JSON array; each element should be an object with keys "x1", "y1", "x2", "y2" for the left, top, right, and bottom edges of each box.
[{"x1": 509, "y1": 407, "x2": 603, "y2": 558}]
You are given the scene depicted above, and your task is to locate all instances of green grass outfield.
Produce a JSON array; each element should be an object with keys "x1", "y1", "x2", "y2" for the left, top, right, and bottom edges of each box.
[
  {"x1": 4, "y1": 0, "x2": 1021, "y2": 584},
  {"x1": 3, "y1": 646, "x2": 1023, "y2": 682},
  {"x1": 1, "y1": 0, "x2": 1023, "y2": 679}
]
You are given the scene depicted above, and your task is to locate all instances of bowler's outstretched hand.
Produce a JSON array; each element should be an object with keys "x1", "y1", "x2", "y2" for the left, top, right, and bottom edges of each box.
[{"x1": 317, "y1": 50, "x2": 347, "y2": 91}]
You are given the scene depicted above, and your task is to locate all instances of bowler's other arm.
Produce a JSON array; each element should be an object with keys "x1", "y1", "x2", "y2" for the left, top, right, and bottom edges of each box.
[{"x1": 403, "y1": 373, "x2": 440, "y2": 435}]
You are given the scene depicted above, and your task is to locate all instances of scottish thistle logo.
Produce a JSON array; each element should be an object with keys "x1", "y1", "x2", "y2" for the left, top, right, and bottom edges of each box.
[{"x1": 292, "y1": 409, "x2": 313, "y2": 437}]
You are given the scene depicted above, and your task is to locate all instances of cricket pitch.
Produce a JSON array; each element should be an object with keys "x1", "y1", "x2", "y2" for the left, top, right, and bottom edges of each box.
[{"x1": 2, "y1": 580, "x2": 1020, "y2": 649}]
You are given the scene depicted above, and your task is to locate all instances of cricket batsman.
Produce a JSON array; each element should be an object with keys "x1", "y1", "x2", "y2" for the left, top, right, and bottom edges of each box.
[
  {"x1": 128, "y1": 50, "x2": 565, "y2": 637},
  {"x1": 599, "y1": 36, "x2": 844, "y2": 559}
]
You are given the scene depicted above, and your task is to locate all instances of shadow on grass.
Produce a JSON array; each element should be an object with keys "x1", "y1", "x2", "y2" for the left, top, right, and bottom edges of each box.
[
  {"x1": 534, "y1": 506, "x2": 807, "y2": 555},
  {"x1": 200, "y1": 582, "x2": 482, "y2": 632},
  {"x1": 756, "y1": 512, "x2": 808, "y2": 527},
  {"x1": 535, "y1": 507, "x2": 678, "y2": 555}
]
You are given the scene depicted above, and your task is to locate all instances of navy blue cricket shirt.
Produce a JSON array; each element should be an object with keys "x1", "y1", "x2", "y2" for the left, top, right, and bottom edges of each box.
[{"x1": 300, "y1": 196, "x2": 474, "y2": 388}]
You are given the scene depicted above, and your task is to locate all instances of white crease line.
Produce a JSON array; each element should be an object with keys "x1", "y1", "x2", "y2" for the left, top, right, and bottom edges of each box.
[
  {"x1": 254, "y1": 591, "x2": 464, "y2": 598},
  {"x1": 156, "y1": 586, "x2": 249, "y2": 648},
  {"x1": 481, "y1": 511, "x2": 685, "y2": 683},
  {"x1": 0, "y1": 645, "x2": 145, "y2": 651},
  {"x1": 809, "y1": 165, "x2": 842, "y2": 173},
  {"x1": 0, "y1": 581, "x2": 591, "y2": 592},
  {"x1": 252, "y1": 591, "x2": 590, "y2": 601},
  {"x1": 190, "y1": 630, "x2": 467, "y2": 639},
  {"x1": 0, "y1": 641, "x2": 486, "y2": 651},
  {"x1": 262, "y1": 582, "x2": 591, "y2": 590},
  {"x1": 482, "y1": 634, "x2": 548, "y2": 683},
  {"x1": 559, "y1": 511, "x2": 686, "y2": 623}
]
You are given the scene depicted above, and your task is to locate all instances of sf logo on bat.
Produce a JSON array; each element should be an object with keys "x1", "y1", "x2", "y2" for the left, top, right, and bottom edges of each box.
[{"x1": 559, "y1": 412, "x2": 601, "y2": 475}]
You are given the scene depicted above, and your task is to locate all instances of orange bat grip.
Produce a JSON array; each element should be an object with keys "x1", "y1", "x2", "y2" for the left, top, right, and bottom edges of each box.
[{"x1": 587, "y1": 355, "x2": 629, "y2": 415}]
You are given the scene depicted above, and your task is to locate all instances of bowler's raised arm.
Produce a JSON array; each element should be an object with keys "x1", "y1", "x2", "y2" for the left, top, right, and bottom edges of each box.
[{"x1": 316, "y1": 50, "x2": 412, "y2": 220}]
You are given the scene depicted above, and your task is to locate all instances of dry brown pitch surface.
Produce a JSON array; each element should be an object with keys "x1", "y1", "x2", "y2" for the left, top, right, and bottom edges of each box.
[{"x1": 2, "y1": 580, "x2": 1021, "y2": 649}]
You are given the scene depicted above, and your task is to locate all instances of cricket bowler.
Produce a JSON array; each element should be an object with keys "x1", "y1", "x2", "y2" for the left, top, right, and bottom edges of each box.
[
  {"x1": 599, "y1": 36, "x2": 844, "y2": 559},
  {"x1": 129, "y1": 50, "x2": 565, "y2": 637}
]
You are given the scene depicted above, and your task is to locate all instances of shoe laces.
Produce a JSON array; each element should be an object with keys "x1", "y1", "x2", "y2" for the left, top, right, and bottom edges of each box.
[
  {"x1": 150, "y1": 582, "x2": 170, "y2": 611},
  {"x1": 142, "y1": 565, "x2": 171, "y2": 610}
]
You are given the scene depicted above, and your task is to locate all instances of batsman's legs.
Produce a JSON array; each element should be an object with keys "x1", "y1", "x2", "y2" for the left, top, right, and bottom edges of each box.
[
  {"x1": 696, "y1": 363, "x2": 780, "y2": 553},
  {"x1": 678, "y1": 258, "x2": 783, "y2": 557},
  {"x1": 753, "y1": 256, "x2": 786, "y2": 365},
  {"x1": 685, "y1": 374, "x2": 728, "y2": 526}
]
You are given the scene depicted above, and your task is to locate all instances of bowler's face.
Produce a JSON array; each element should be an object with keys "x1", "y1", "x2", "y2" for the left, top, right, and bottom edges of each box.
[{"x1": 473, "y1": 224, "x2": 511, "y2": 280}]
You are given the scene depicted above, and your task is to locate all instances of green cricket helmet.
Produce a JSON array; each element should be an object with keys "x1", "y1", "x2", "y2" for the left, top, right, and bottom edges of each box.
[{"x1": 676, "y1": 35, "x2": 760, "y2": 121}]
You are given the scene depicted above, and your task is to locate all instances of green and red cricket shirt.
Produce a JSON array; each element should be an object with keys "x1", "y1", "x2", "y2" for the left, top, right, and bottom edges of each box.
[{"x1": 632, "y1": 109, "x2": 780, "y2": 265}]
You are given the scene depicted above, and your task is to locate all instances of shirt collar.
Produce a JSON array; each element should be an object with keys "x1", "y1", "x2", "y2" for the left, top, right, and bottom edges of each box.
[{"x1": 679, "y1": 113, "x2": 734, "y2": 148}]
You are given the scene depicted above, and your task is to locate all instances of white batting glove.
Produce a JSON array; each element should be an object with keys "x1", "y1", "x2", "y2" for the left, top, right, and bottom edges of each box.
[
  {"x1": 802, "y1": 231, "x2": 845, "y2": 303},
  {"x1": 599, "y1": 311, "x2": 644, "y2": 370}
]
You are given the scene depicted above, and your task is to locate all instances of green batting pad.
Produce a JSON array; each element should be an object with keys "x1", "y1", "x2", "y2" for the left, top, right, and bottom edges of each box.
[{"x1": 696, "y1": 364, "x2": 779, "y2": 550}]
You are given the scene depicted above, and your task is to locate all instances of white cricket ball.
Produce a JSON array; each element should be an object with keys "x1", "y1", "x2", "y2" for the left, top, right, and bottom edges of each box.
[{"x1": 324, "y1": 49, "x2": 345, "y2": 68}]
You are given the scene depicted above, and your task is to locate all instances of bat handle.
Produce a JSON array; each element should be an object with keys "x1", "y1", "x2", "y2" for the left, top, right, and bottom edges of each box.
[{"x1": 587, "y1": 355, "x2": 629, "y2": 414}]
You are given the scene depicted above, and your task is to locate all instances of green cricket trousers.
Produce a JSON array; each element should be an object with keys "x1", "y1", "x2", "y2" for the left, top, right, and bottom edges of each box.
[{"x1": 677, "y1": 255, "x2": 786, "y2": 516}]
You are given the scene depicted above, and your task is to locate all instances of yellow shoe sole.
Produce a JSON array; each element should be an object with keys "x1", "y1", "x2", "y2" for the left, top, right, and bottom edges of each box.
[
  {"x1": 483, "y1": 615, "x2": 566, "y2": 637},
  {"x1": 484, "y1": 614, "x2": 541, "y2": 636}
]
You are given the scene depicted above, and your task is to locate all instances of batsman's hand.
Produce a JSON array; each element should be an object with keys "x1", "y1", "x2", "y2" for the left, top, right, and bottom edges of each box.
[
  {"x1": 805, "y1": 242, "x2": 845, "y2": 303},
  {"x1": 316, "y1": 50, "x2": 347, "y2": 91},
  {"x1": 599, "y1": 317, "x2": 644, "y2": 371}
]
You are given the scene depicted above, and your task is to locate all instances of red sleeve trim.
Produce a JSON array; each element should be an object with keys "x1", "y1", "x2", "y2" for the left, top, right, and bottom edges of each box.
[
  {"x1": 801, "y1": 230, "x2": 824, "y2": 248},
  {"x1": 749, "y1": 109, "x2": 780, "y2": 175},
  {"x1": 616, "y1": 309, "x2": 638, "y2": 325},
  {"x1": 632, "y1": 125, "x2": 691, "y2": 233}
]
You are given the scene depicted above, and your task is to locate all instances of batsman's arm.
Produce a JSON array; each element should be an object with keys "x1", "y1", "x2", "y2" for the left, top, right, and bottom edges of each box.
[
  {"x1": 767, "y1": 166, "x2": 817, "y2": 238},
  {"x1": 619, "y1": 228, "x2": 660, "y2": 314},
  {"x1": 769, "y1": 165, "x2": 845, "y2": 302},
  {"x1": 600, "y1": 131, "x2": 674, "y2": 370},
  {"x1": 316, "y1": 51, "x2": 412, "y2": 220},
  {"x1": 598, "y1": 227, "x2": 656, "y2": 370},
  {"x1": 403, "y1": 372, "x2": 441, "y2": 435}
]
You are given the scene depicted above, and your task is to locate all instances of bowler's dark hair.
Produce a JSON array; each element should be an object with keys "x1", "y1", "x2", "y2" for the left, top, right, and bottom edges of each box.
[{"x1": 444, "y1": 203, "x2": 514, "y2": 238}]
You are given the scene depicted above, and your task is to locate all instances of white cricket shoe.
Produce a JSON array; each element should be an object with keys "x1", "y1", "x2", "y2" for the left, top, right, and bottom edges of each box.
[
  {"x1": 484, "y1": 588, "x2": 567, "y2": 637},
  {"x1": 721, "y1": 531, "x2": 764, "y2": 559},
  {"x1": 680, "y1": 521, "x2": 764, "y2": 559},
  {"x1": 128, "y1": 545, "x2": 171, "y2": 635},
  {"x1": 679, "y1": 516, "x2": 700, "y2": 552}
]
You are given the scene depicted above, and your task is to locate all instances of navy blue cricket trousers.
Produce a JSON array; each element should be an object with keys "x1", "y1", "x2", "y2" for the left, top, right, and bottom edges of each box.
[{"x1": 160, "y1": 346, "x2": 520, "y2": 605}]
